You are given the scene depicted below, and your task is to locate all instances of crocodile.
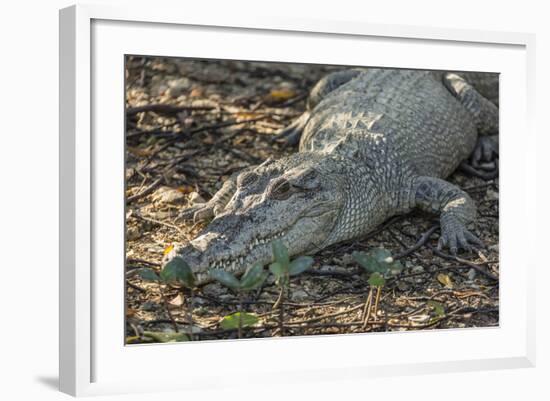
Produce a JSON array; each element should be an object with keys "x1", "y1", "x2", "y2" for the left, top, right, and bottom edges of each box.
[{"x1": 167, "y1": 68, "x2": 499, "y2": 283}]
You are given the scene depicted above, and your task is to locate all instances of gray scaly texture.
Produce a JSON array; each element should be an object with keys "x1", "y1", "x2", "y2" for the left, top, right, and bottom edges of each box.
[{"x1": 168, "y1": 68, "x2": 499, "y2": 283}]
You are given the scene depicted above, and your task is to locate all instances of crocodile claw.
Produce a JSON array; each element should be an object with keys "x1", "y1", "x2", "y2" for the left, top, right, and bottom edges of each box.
[
  {"x1": 438, "y1": 217, "x2": 484, "y2": 255},
  {"x1": 470, "y1": 136, "x2": 498, "y2": 168},
  {"x1": 177, "y1": 203, "x2": 215, "y2": 224}
]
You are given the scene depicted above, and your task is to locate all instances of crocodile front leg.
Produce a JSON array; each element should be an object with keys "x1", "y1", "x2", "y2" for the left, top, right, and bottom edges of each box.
[
  {"x1": 406, "y1": 176, "x2": 484, "y2": 254},
  {"x1": 177, "y1": 174, "x2": 238, "y2": 223}
]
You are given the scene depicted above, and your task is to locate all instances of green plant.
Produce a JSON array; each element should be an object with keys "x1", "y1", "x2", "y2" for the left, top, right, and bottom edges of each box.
[
  {"x1": 209, "y1": 263, "x2": 268, "y2": 338},
  {"x1": 137, "y1": 256, "x2": 197, "y2": 341},
  {"x1": 269, "y1": 239, "x2": 314, "y2": 336},
  {"x1": 352, "y1": 248, "x2": 403, "y2": 328}
]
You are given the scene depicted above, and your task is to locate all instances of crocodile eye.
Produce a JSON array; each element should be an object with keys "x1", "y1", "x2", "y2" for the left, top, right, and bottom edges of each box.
[
  {"x1": 238, "y1": 172, "x2": 257, "y2": 187},
  {"x1": 270, "y1": 179, "x2": 292, "y2": 200},
  {"x1": 290, "y1": 169, "x2": 320, "y2": 190}
]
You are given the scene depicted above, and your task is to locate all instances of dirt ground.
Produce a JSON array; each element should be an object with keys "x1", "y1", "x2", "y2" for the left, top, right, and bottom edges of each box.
[{"x1": 124, "y1": 56, "x2": 499, "y2": 343}]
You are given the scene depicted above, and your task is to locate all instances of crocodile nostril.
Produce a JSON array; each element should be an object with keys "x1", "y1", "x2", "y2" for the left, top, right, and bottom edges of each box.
[{"x1": 238, "y1": 171, "x2": 258, "y2": 187}]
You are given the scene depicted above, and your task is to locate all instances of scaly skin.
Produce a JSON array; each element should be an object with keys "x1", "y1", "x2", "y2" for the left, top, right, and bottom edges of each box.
[{"x1": 167, "y1": 68, "x2": 499, "y2": 283}]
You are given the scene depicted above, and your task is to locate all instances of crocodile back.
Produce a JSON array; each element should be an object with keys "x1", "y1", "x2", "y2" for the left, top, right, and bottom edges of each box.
[{"x1": 299, "y1": 69, "x2": 479, "y2": 179}]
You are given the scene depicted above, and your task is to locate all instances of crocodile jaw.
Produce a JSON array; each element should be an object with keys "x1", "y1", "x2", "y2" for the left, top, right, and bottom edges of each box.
[{"x1": 168, "y1": 207, "x2": 339, "y2": 284}]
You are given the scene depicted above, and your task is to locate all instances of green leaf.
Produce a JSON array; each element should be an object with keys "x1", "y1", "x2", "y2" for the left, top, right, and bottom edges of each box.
[
  {"x1": 269, "y1": 262, "x2": 285, "y2": 279},
  {"x1": 137, "y1": 268, "x2": 159, "y2": 282},
  {"x1": 370, "y1": 248, "x2": 393, "y2": 264},
  {"x1": 288, "y1": 256, "x2": 314, "y2": 276},
  {"x1": 126, "y1": 335, "x2": 141, "y2": 344},
  {"x1": 353, "y1": 249, "x2": 401, "y2": 276},
  {"x1": 427, "y1": 300, "x2": 446, "y2": 317},
  {"x1": 240, "y1": 263, "x2": 267, "y2": 290},
  {"x1": 272, "y1": 239, "x2": 289, "y2": 267},
  {"x1": 353, "y1": 252, "x2": 387, "y2": 274},
  {"x1": 368, "y1": 272, "x2": 386, "y2": 287},
  {"x1": 160, "y1": 257, "x2": 196, "y2": 288},
  {"x1": 209, "y1": 269, "x2": 241, "y2": 290},
  {"x1": 142, "y1": 331, "x2": 189, "y2": 343},
  {"x1": 220, "y1": 312, "x2": 259, "y2": 330},
  {"x1": 389, "y1": 260, "x2": 404, "y2": 275}
]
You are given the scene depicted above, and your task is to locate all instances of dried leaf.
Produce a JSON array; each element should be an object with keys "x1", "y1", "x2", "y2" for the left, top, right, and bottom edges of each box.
[
  {"x1": 163, "y1": 244, "x2": 174, "y2": 256},
  {"x1": 127, "y1": 146, "x2": 153, "y2": 157},
  {"x1": 202, "y1": 134, "x2": 215, "y2": 145},
  {"x1": 169, "y1": 293, "x2": 184, "y2": 306},
  {"x1": 176, "y1": 185, "x2": 195, "y2": 194},
  {"x1": 232, "y1": 136, "x2": 248, "y2": 145},
  {"x1": 189, "y1": 88, "x2": 204, "y2": 98},
  {"x1": 269, "y1": 89, "x2": 296, "y2": 101},
  {"x1": 408, "y1": 315, "x2": 430, "y2": 323},
  {"x1": 235, "y1": 112, "x2": 259, "y2": 120},
  {"x1": 437, "y1": 273, "x2": 453, "y2": 288}
]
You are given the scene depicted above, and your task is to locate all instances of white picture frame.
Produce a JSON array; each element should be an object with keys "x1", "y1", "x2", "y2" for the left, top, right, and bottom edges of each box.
[{"x1": 59, "y1": 3, "x2": 536, "y2": 397}]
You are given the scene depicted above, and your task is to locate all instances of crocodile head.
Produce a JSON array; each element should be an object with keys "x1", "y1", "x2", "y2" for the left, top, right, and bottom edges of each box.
[{"x1": 166, "y1": 153, "x2": 348, "y2": 283}]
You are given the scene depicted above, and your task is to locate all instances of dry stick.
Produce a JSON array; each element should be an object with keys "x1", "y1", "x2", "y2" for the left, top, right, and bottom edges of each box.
[
  {"x1": 238, "y1": 293, "x2": 244, "y2": 339},
  {"x1": 126, "y1": 104, "x2": 216, "y2": 116},
  {"x1": 188, "y1": 288, "x2": 195, "y2": 341},
  {"x1": 393, "y1": 225, "x2": 439, "y2": 260},
  {"x1": 274, "y1": 285, "x2": 286, "y2": 336},
  {"x1": 126, "y1": 257, "x2": 160, "y2": 267},
  {"x1": 132, "y1": 212, "x2": 185, "y2": 235},
  {"x1": 271, "y1": 93, "x2": 308, "y2": 108},
  {"x1": 373, "y1": 287, "x2": 382, "y2": 319},
  {"x1": 126, "y1": 176, "x2": 164, "y2": 203},
  {"x1": 361, "y1": 289, "x2": 373, "y2": 329},
  {"x1": 126, "y1": 280, "x2": 146, "y2": 293},
  {"x1": 127, "y1": 127, "x2": 178, "y2": 141},
  {"x1": 159, "y1": 287, "x2": 179, "y2": 333},
  {"x1": 428, "y1": 245, "x2": 499, "y2": 281}
]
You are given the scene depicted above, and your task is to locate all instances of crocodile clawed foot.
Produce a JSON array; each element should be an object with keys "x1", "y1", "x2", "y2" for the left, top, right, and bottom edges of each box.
[
  {"x1": 438, "y1": 218, "x2": 484, "y2": 255},
  {"x1": 272, "y1": 111, "x2": 310, "y2": 149},
  {"x1": 470, "y1": 136, "x2": 498, "y2": 168},
  {"x1": 272, "y1": 127, "x2": 302, "y2": 149},
  {"x1": 177, "y1": 203, "x2": 215, "y2": 224}
]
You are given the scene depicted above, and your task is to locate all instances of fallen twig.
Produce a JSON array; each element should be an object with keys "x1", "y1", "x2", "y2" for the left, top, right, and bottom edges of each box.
[
  {"x1": 394, "y1": 225, "x2": 439, "y2": 260},
  {"x1": 428, "y1": 245, "x2": 499, "y2": 281},
  {"x1": 126, "y1": 103, "x2": 216, "y2": 116}
]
